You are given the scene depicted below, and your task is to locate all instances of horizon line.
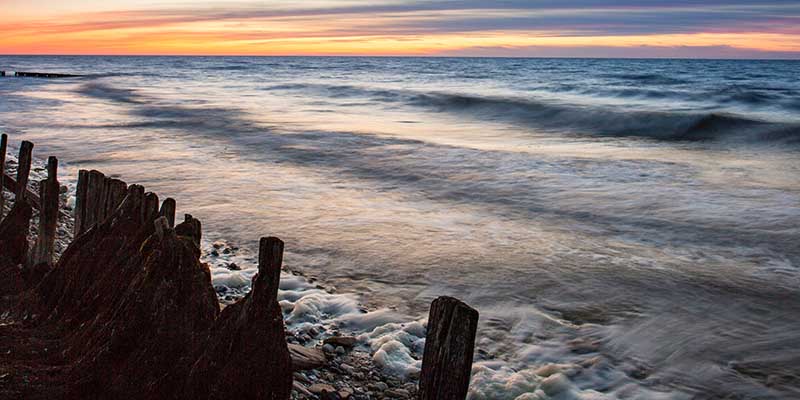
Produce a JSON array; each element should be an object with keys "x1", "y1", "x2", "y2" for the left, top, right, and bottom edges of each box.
[{"x1": 1, "y1": 54, "x2": 799, "y2": 62}]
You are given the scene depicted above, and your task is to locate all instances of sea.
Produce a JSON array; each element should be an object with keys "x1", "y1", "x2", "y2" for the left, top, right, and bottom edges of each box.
[{"x1": 1, "y1": 56, "x2": 799, "y2": 399}]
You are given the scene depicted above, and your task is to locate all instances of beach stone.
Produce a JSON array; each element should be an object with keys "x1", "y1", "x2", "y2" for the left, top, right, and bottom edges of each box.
[
  {"x1": 323, "y1": 344, "x2": 336, "y2": 353},
  {"x1": 293, "y1": 381, "x2": 313, "y2": 396},
  {"x1": 324, "y1": 336, "x2": 359, "y2": 348},
  {"x1": 309, "y1": 383, "x2": 336, "y2": 395},
  {"x1": 384, "y1": 388, "x2": 410, "y2": 398},
  {"x1": 340, "y1": 363, "x2": 355, "y2": 374},
  {"x1": 288, "y1": 344, "x2": 327, "y2": 371},
  {"x1": 225, "y1": 262, "x2": 240, "y2": 271},
  {"x1": 335, "y1": 346, "x2": 346, "y2": 355},
  {"x1": 369, "y1": 382, "x2": 388, "y2": 391},
  {"x1": 339, "y1": 388, "x2": 354, "y2": 399}
]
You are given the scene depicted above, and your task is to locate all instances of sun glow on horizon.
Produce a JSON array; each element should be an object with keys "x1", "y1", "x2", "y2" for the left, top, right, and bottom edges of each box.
[{"x1": 2, "y1": 1, "x2": 800, "y2": 58}]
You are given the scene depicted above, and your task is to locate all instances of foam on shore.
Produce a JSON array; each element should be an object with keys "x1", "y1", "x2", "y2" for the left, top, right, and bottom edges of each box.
[{"x1": 202, "y1": 239, "x2": 692, "y2": 400}]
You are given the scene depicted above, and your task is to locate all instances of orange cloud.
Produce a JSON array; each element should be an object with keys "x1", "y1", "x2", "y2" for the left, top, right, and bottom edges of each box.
[{"x1": 1, "y1": 4, "x2": 799, "y2": 57}]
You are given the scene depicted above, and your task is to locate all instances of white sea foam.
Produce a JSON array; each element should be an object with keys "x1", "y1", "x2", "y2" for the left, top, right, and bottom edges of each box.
[{"x1": 202, "y1": 240, "x2": 695, "y2": 399}]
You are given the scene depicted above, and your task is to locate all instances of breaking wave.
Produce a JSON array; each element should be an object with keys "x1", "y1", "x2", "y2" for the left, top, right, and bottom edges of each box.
[{"x1": 263, "y1": 83, "x2": 800, "y2": 144}]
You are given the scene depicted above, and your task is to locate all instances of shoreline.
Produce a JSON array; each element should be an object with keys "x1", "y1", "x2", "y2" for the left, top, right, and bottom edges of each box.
[{"x1": 0, "y1": 142, "x2": 431, "y2": 400}]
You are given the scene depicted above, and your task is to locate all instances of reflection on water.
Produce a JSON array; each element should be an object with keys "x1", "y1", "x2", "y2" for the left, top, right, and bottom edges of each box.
[{"x1": 1, "y1": 56, "x2": 799, "y2": 399}]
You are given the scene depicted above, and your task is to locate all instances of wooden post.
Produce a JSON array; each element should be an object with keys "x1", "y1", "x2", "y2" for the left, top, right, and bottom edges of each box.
[
  {"x1": 74, "y1": 170, "x2": 129, "y2": 235},
  {"x1": 175, "y1": 214, "x2": 202, "y2": 245},
  {"x1": 154, "y1": 216, "x2": 172, "y2": 240},
  {"x1": 0, "y1": 133, "x2": 7, "y2": 218},
  {"x1": 74, "y1": 170, "x2": 88, "y2": 235},
  {"x1": 104, "y1": 178, "x2": 127, "y2": 218},
  {"x1": 85, "y1": 170, "x2": 107, "y2": 229},
  {"x1": 159, "y1": 198, "x2": 176, "y2": 228},
  {"x1": 418, "y1": 296, "x2": 479, "y2": 400},
  {"x1": 258, "y1": 237, "x2": 284, "y2": 304},
  {"x1": 15, "y1": 141, "x2": 33, "y2": 201},
  {"x1": 142, "y1": 192, "x2": 159, "y2": 226},
  {"x1": 30, "y1": 156, "x2": 59, "y2": 267}
]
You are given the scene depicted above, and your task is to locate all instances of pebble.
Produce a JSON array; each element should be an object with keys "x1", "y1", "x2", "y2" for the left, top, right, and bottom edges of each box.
[
  {"x1": 323, "y1": 344, "x2": 336, "y2": 353},
  {"x1": 384, "y1": 388, "x2": 410, "y2": 399},
  {"x1": 369, "y1": 382, "x2": 388, "y2": 391},
  {"x1": 335, "y1": 346, "x2": 346, "y2": 355},
  {"x1": 324, "y1": 336, "x2": 359, "y2": 348},
  {"x1": 226, "y1": 262, "x2": 241, "y2": 271},
  {"x1": 308, "y1": 383, "x2": 336, "y2": 395}
]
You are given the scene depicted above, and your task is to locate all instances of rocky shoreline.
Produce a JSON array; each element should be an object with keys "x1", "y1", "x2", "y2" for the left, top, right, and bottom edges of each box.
[
  {"x1": 0, "y1": 139, "x2": 468, "y2": 400},
  {"x1": 205, "y1": 239, "x2": 422, "y2": 400}
]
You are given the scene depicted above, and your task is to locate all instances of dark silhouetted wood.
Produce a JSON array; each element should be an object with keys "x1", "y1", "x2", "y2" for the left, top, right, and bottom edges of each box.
[
  {"x1": 105, "y1": 178, "x2": 127, "y2": 217},
  {"x1": 154, "y1": 216, "x2": 171, "y2": 240},
  {"x1": 3, "y1": 173, "x2": 43, "y2": 210},
  {"x1": 0, "y1": 133, "x2": 6, "y2": 218},
  {"x1": 142, "y1": 192, "x2": 159, "y2": 226},
  {"x1": 74, "y1": 170, "x2": 129, "y2": 235},
  {"x1": 159, "y1": 198, "x2": 176, "y2": 228},
  {"x1": 175, "y1": 214, "x2": 201, "y2": 245},
  {"x1": 15, "y1": 141, "x2": 33, "y2": 201},
  {"x1": 14, "y1": 71, "x2": 78, "y2": 78},
  {"x1": 30, "y1": 157, "x2": 60, "y2": 267},
  {"x1": 418, "y1": 296, "x2": 479, "y2": 400},
  {"x1": 258, "y1": 237, "x2": 284, "y2": 304},
  {"x1": 74, "y1": 170, "x2": 89, "y2": 235}
]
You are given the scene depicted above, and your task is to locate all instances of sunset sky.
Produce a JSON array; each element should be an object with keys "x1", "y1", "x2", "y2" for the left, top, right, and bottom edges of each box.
[{"x1": 2, "y1": 0, "x2": 800, "y2": 58}]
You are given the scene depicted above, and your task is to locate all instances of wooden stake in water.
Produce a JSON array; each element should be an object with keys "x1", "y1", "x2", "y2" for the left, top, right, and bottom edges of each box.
[
  {"x1": 15, "y1": 141, "x2": 33, "y2": 201},
  {"x1": 418, "y1": 296, "x2": 479, "y2": 400},
  {"x1": 258, "y1": 237, "x2": 284, "y2": 305},
  {"x1": 30, "y1": 156, "x2": 60, "y2": 267}
]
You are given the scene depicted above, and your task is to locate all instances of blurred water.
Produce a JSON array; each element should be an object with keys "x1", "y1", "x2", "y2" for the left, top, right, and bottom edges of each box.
[{"x1": 1, "y1": 56, "x2": 799, "y2": 399}]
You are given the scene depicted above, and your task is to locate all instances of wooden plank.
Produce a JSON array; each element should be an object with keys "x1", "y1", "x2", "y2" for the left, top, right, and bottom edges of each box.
[
  {"x1": 15, "y1": 141, "x2": 33, "y2": 200},
  {"x1": 418, "y1": 296, "x2": 479, "y2": 400},
  {"x1": 3, "y1": 172, "x2": 42, "y2": 210},
  {"x1": 104, "y1": 178, "x2": 128, "y2": 218},
  {"x1": 30, "y1": 157, "x2": 60, "y2": 266},
  {"x1": 158, "y1": 198, "x2": 176, "y2": 228},
  {"x1": 142, "y1": 192, "x2": 159, "y2": 226},
  {"x1": 74, "y1": 170, "x2": 89, "y2": 235},
  {"x1": 0, "y1": 133, "x2": 6, "y2": 218}
]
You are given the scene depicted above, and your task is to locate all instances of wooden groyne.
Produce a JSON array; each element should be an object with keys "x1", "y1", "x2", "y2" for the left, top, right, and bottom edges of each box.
[
  {"x1": 0, "y1": 135, "x2": 480, "y2": 400},
  {"x1": 0, "y1": 71, "x2": 78, "y2": 78}
]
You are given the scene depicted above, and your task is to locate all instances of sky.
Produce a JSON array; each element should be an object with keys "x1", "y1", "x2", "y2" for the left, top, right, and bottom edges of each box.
[{"x1": 1, "y1": 0, "x2": 800, "y2": 58}]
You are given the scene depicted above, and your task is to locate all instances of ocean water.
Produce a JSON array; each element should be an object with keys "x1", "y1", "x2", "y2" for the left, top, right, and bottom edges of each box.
[{"x1": 1, "y1": 56, "x2": 799, "y2": 399}]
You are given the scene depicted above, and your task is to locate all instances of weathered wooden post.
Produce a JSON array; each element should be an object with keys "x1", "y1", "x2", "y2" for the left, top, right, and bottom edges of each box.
[
  {"x1": 0, "y1": 133, "x2": 7, "y2": 218},
  {"x1": 154, "y1": 216, "x2": 172, "y2": 240},
  {"x1": 30, "y1": 156, "x2": 60, "y2": 266},
  {"x1": 142, "y1": 192, "x2": 159, "y2": 226},
  {"x1": 175, "y1": 214, "x2": 201, "y2": 246},
  {"x1": 15, "y1": 141, "x2": 33, "y2": 200},
  {"x1": 159, "y1": 198, "x2": 176, "y2": 228},
  {"x1": 104, "y1": 178, "x2": 127, "y2": 217},
  {"x1": 258, "y1": 237, "x2": 284, "y2": 304},
  {"x1": 74, "y1": 170, "x2": 88, "y2": 235},
  {"x1": 74, "y1": 170, "x2": 129, "y2": 235},
  {"x1": 418, "y1": 296, "x2": 479, "y2": 400}
]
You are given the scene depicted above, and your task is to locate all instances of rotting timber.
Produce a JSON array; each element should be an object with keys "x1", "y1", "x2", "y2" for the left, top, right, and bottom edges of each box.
[{"x1": 0, "y1": 136, "x2": 480, "y2": 400}]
